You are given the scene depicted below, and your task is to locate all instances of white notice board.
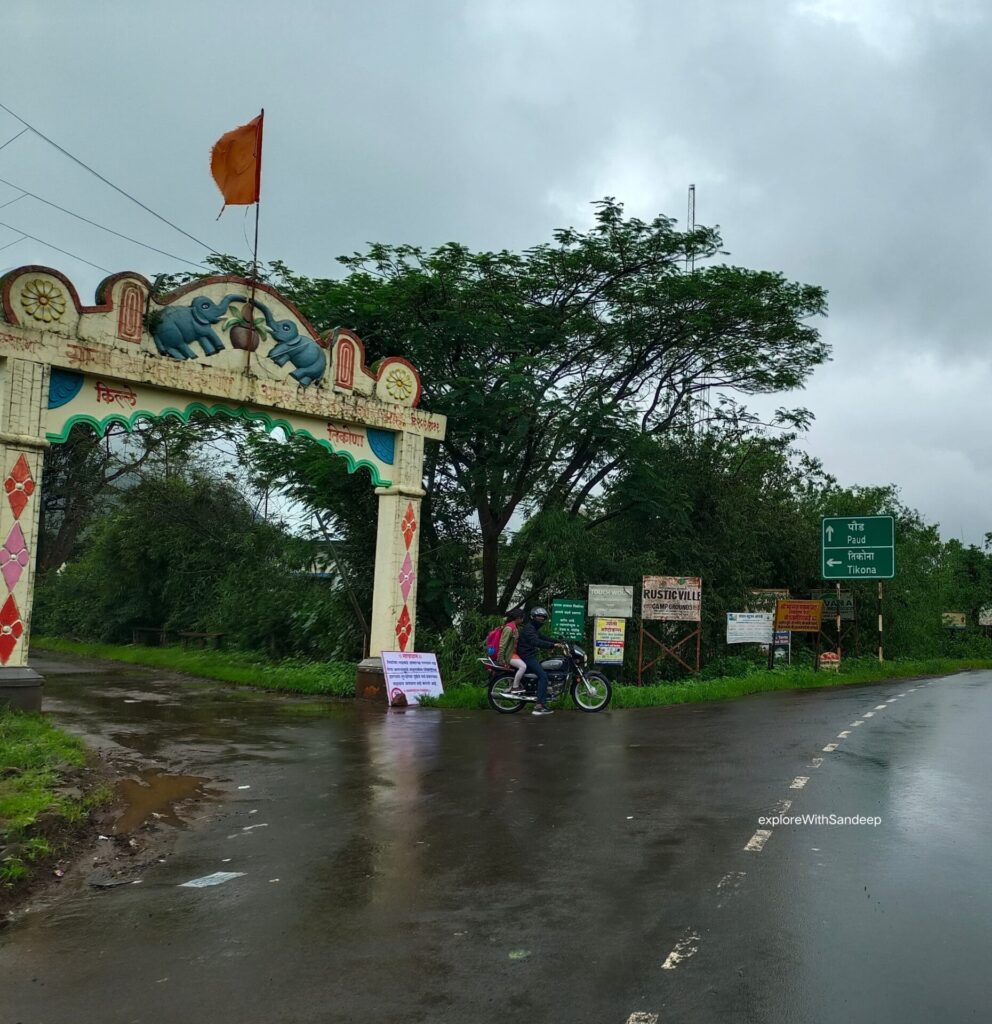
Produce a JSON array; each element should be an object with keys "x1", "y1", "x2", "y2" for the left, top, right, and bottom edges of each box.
[{"x1": 381, "y1": 651, "x2": 444, "y2": 706}]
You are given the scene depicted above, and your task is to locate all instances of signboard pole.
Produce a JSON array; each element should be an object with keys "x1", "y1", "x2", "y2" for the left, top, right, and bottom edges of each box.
[
  {"x1": 836, "y1": 581, "x2": 842, "y2": 660},
  {"x1": 878, "y1": 582, "x2": 884, "y2": 663}
]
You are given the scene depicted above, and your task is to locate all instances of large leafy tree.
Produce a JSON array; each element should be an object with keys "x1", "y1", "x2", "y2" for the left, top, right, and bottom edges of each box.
[{"x1": 262, "y1": 199, "x2": 828, "y2": 613}]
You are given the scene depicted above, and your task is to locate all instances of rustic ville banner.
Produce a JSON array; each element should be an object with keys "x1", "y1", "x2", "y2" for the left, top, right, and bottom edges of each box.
[{"x1": 0, "y1": 266, "x2": 446, "y2": 702}]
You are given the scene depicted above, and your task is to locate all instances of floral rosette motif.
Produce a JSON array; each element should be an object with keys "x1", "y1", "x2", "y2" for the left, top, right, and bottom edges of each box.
[{"x1": 20, "y1": 279, "x2": 67, "y2": 323}]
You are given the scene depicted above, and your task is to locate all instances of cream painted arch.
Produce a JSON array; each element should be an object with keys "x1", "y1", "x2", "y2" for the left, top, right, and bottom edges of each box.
[{"x1": 0, "y1": 266, "x2": 446, "y2": 707}]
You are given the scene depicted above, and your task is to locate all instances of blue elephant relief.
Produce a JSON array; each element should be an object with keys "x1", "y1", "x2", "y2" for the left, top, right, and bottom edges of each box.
[
  {"x1": 252, "y1": 299, "x2": 327, "y2": 386},
  {"x1": 152, "y1": 294, "x2": 246, "y2": 360}
]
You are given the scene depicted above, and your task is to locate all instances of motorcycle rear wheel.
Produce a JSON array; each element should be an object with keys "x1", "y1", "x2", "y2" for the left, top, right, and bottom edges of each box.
[
  {"x1": 488, "y1": 675, "x2": 528, "y2": 713},
  {"x1": 570, "y1": 672, "x2": 612, "y2": 712}
]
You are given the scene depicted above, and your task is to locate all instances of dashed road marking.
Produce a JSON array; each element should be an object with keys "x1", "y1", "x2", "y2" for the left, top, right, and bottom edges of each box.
[
  {"x1": 837, "y1": 731, "x2": 851, "y2": 738},
  {"x1": 773, "y1": 798, "x2": 792, "y2": 814},
  {"x1": 897, "y1": 693, "x2": 906, "y2": 697},
  {"x1": 851, "y1": 720, "x2": 865, "y2": 727},
  {"x1": 661, "y1": 929, "x2": 700, "y2": 970},
  {"x1": 823, "y1": 743, "x2": 839, "y2": 752},
  {"x1": 626, "y1": 1014, "x2": 659, "y2": 1024},
  {"x1": 864, "y1": 712, "x2": 875, "y2": 718},
  {"x1": 809, "y1": 757, "x2": 824, "y2": 768},
  {"x1": 744, "y1": 829, "x2": 772, "y2": 852},
  {"x1": 790, "y1": 776, "x2": 810, "y2": 789},
  {"x1": 874, "y1": 705, "x2": 887, "y2": 710},
  {"x1": 717, "y1": 871, "x2": 746, "y2": 891},
  {"x1": 886, "y1": 698, "x2": 898, "y2": 703}
]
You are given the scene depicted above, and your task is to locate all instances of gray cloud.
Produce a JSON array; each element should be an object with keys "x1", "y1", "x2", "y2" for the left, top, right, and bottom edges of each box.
[{"x1": 1, "y1": 0, "x2": 989, "y2": 540}]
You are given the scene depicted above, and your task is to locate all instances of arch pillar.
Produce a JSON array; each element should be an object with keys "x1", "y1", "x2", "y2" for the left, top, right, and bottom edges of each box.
[{"x1": 0, "y1": 358, "x2": 50, "y2": 709}]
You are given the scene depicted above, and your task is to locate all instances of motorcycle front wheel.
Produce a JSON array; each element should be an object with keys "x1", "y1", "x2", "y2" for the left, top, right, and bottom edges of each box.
[
  {"x1": 570, "y1": 671, "x2": 612, "y2": 712},
  {"x1": 488, "y1": 675, "x2": 528, "y2": 713}
]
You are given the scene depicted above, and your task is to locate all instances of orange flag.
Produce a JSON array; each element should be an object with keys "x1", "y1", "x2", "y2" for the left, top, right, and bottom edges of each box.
[{"x1": 211, "y1": 112, "x2": 263, "y2": 216}]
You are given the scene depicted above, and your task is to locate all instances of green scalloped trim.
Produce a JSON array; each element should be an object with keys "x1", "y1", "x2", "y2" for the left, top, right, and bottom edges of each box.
[{"x1": 47, "y1": 403, "x2": 392, "y2": 487}]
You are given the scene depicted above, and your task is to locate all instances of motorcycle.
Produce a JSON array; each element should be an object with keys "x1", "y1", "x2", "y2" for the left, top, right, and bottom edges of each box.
[{"x1": 481, "y1": 641, "x2": 613, "y2": 713}]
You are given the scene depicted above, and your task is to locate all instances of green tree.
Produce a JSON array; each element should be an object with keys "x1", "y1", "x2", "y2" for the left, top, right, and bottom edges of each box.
[{"x1": 234, "y1": 199, "x2": 829, "y2": 616}]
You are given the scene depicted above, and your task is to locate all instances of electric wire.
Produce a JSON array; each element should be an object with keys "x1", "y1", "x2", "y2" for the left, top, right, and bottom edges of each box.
[
  {"x1": 0, "y1": 101, "x2": 212, "y2": 251},
  {"x1": 0, "y1": 233, "x2": 25, "y2": 253},
  {"x1": 0, "y1": 193, "x2": 26, "y2": 211},
  {"x1": 0, "y1": 218, "x2": 111, "y2": 273},
  {"x1": 0, "y1": 174, "x2": 210, "y2": 270},
  {"x1": 0, "y1": 128, "x2": 29, "y2": 154}
]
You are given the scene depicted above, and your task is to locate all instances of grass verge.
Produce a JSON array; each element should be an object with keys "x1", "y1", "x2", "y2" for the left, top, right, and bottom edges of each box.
[
  {"x1": 0, "y1": 707, "x2": 104, "y2": 890},
  {"x1": 422, "y1": 655, "x2": 992, "y2": 710},
  {"x1": 33, "y1": 636, "x2": 356, "y2": 697}
]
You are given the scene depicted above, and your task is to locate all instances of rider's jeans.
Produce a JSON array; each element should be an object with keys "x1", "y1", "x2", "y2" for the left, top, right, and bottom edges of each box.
[{"x1": 523, "y1": 655, "x2": 549, "y2": 705}]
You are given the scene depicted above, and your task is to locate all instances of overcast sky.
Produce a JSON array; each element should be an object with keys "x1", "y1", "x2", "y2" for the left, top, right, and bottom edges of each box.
[{"x1": 2, "y1": 0, "x2": 990, "y2": 543}]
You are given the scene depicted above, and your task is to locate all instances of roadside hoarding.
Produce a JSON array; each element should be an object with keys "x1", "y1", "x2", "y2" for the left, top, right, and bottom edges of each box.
[
  {"x1": 382, "y1": 651, "x2": 444, "y2": 706},
  {"x1": 811, "y1": 589, "x2": 855, "y2": 621},
  {"x1": 551, "y1": 599, "x2": 586, "y2": 641},
  {"x1": 941, "y1": 612, "x2": 967, "y2": 630},
  {"x1": 593, "y1": 617, "x2": 626, "y2": 664},
  {"x1": 980, "y1": 607, "x2": 992, "y2": 627},
  {"x1": 749, "y1": 588, "x2": 789, "y2": 611},
  {"x1": 726, "y1": 612, "x2": 774, "y2": 645},
  {"x1": 588, "y1": 584, "x2": 634, "y2": 619},
  {"x1": 642, "y1": 576, "x2": 702, "y2": 622},
  {"x1": 774, "y1": 600, "x2": 824, "y2": 633}
]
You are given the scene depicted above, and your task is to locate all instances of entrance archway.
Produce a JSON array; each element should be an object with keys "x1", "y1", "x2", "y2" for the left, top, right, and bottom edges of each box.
[{"x1": 0, "y1": 266, "x2": 446, "y2": 706}]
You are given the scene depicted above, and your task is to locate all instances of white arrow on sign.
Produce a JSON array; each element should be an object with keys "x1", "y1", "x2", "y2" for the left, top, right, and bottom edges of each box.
[
  {"x1": 825, "y1": 525, "x2": 834, "y2": 542},
  {"x1": 827, "y1": 558, "x2": 843, "y2": 567}
]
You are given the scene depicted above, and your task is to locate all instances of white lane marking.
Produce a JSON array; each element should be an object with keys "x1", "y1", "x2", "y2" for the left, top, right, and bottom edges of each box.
[
  {"x1": 874, "y1": 705, "x2": 887, "y2": 710},
  {"x1": 897, "y1": 693, "x2": 906, "y2": 697},
  {"x1": 626, "y1": 1013, "x2": 660, "y2": 1023},
  {"x1": 744, "y1": 829, "x2": 772, "y2": 852},
  {"x1": 717, "y1": 871, "x2": 746, "y2": 891},
  {"x1": 242, "y1": 823, "x2": 269, "y2": 832},
  {"x1": 837, "y1": 731, "x2": 851, "y2": 738},
  {"x1": 809, "y1": 757, "x2": 824, "y2": 768},
  {"x1": 863, "y1": 712, "x2": 875, "y2": 718},
  {"x1": 661, "y1": 930, "x2": 700, "y2": 969},
  {"x1": 886, "y1": 698, "x2": 898, "y2": 703},
  {"x1": 851, "y1": 720, "x2": 865, "y2": 727},
  {"x1": 790, "y1": 776, "x2": 810, "y2": 789},
  {"x1": 179, "y1": 871, "x2": 245, "y2": 888},
  {"x1": 823, "y1": 743, "x2": 839, "y2": 752},
  {"x1": 773, "y1": 799, "x2": 792, "y2": 814},
  {"x1": 716, "y1": 871, "x2": 746, "y2": 907}
]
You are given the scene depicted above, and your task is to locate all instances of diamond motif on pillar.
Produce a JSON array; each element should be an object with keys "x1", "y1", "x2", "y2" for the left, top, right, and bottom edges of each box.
[
  {"x1": 401, "y1": 503, "x2": 417, "y2": 549},
  {"x1": 4, "y1": 455, "x2": 35, "y2": 520},
  {"x1": 0, "y1": 594, "x2": 24, "y2": 664},
  {"x1": 394, "y1": 605, "x2": 412, "y2": 652},
  {"x1": 398, "y1": 553, "x2": 415, "y2": 603},
  {"x1": 0, "y1": 524, "x2": 30, "y2": 591}
]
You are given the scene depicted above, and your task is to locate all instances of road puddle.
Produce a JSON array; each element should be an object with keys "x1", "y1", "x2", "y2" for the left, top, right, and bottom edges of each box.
[{"x1": 113, "y1": 769, "x2": 210, "y2": 833}]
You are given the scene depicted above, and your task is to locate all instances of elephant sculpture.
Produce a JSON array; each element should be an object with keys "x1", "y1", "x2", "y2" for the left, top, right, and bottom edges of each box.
[
  {"x1": 252, "y1": 299, "x2": 327, "y2": 386},
  {"x1": 152, "y1": 294, "x2": 246, "y2": 360}
]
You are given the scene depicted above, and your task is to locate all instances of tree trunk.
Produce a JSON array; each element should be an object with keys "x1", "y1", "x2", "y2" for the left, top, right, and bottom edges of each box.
[{"x1": 481, "y1": 526, "x2": 501, "y2": 615}]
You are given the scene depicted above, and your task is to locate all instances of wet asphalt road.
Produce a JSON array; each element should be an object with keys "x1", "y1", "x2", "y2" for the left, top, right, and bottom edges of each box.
[{"x1": 2, "y1": 658, "x2": 991, "y2": 1024}]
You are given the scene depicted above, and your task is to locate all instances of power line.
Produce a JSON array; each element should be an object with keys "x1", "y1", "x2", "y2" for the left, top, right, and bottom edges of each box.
[
  {"x1": 0, "y1": 128, "x2": 29, "y2": 155},
  {"x1": 0, "y1": 101, "x2": 212, "y2": 252},
  {"x1": 0, "y1": 194, "x2": 26, "y2": 211},
  {"x1": 0, "y1": 218, "x2": 111, "y2": 273},
  {"x1": 0, "y1": 233, "x2": 25, "y2": 254},
  {"x1": 0, "y1": 174, "x2": 209, "y2": 270}
]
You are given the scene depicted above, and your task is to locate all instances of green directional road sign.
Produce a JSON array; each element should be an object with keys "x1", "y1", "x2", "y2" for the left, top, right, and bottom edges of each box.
[
  {"x1": 822, "y1": 515, "x2": 895, "y2": 579},
  {"x1": 551, "y1": 599, "x2": 586, "y2": 641}
]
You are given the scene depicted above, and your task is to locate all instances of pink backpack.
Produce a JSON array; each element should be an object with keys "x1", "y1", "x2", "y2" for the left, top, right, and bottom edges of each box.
[{"x1": 485, "y1": 625, "x2": 503, "y2": 659}]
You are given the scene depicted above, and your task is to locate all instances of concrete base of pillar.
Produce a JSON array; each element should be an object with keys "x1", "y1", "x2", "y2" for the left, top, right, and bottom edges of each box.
[
  {"x1": 355, "y1": 657, "x2": 386, "y2": 703},
  {"x1": 0, "y1": 666, "x2": 44, "y2": 711}
]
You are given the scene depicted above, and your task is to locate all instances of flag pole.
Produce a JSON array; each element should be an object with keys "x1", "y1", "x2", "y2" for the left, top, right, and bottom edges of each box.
[{"x1": 247, "y1": 108, "x2": 264, "y2": 372}]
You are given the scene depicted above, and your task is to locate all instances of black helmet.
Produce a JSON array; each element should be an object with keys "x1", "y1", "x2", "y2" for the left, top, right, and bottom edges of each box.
[{"x1": 530, "y1": 606, "x2": 548, "y2": 620}]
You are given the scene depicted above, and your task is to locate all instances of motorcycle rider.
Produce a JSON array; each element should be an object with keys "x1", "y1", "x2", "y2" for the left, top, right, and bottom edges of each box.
[{"x1": 517, "y1": 606, "x2": 559, "y2": 716}]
